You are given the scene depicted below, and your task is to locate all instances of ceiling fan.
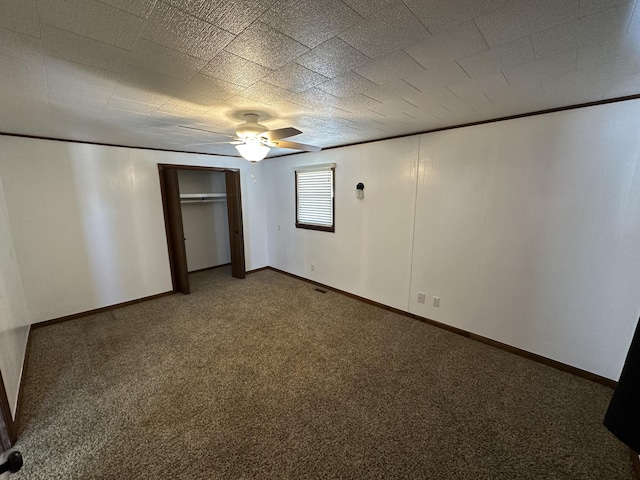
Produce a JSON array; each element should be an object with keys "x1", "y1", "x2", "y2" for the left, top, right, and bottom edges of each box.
[{"x1": 180, "y1": 114, "x2": 321, "y2": 163}]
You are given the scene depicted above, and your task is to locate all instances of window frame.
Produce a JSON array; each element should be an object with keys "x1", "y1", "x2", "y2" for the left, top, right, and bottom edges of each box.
[{"x1": 295, "y1": 165, "x2": 335, "y2": 233}]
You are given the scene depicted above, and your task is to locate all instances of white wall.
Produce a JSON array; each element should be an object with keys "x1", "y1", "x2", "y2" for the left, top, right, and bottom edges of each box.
[
  {"x1": 265, "y1": 100, "x2": 640, "y2": 381},
  {"x1": 266, "y1": 137, "x2": 419, "y2": 311},
  {"x1": 178, "y1": 170, "x2": 231, "y2": 272},
  {"x1": 0, "y1": 173, "x2": 30, "y2": 418},
  {"x1": 0, "y1": 136, "x2": 268, "y2": 324}
]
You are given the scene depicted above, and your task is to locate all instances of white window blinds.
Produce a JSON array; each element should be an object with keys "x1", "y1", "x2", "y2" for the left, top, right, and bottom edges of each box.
[{"x1": 296, "y1": 166, "x2": 334, "y2": 231}]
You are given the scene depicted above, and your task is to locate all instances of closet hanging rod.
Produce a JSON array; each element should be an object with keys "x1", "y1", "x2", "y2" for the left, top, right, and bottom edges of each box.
[
  {"x1": 180, "y1": 193, "x2": 226, "y2": 199},
  {"x1": 180, "y1": 199, "x2": 227, "y2": 204}
]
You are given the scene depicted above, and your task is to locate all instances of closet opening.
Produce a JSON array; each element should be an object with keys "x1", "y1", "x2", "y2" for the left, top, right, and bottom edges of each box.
[{"x1": 158, "y1": 165, "x2": 246, "y2": 294}]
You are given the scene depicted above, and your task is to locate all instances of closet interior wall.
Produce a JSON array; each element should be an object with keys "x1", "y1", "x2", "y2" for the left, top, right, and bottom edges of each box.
[{"x1": 177, "y1": 170, "x2": 230, "y2": 272}]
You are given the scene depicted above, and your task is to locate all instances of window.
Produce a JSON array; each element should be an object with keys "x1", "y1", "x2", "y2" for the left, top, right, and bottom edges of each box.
[{"x1": 295, "y1": 164, "x2": 335, "y2": 232}]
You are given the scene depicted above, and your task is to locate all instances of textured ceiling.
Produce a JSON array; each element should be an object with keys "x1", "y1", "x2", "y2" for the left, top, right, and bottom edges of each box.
[{"x1": 0, "y1": 0, "x2": 639, "y2": 158}]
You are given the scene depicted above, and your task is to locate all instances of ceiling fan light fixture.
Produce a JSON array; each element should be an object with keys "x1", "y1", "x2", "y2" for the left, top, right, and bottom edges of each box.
[{"x1": 235, "y1": 137, "x2": 270, "y2": 162}]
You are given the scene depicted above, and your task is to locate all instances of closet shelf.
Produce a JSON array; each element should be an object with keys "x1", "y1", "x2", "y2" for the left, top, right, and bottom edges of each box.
[{"x1": 180, "y1": 193, "x2": 227, "y2": 204}]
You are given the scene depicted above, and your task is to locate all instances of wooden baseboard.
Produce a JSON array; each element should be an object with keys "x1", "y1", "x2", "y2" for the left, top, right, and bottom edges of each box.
[
  {"x1": 266, "y1": 267, "x2": 617, "y2": 389},
  {"x1": 0, "y1": 325, "x2": 31, "y2": 450},
  {"x1": 12, "y1": 326, "x2": 32, "y2": 442},
  {"x1": 188, "y1": 263, "x2": 231, "y2": 274},
  {"x1": 246, "y1": 266, "x2": 270, "y2": 275},
  {"x1": 32, "y1": 291, "x2": 174, "y2": 329}
]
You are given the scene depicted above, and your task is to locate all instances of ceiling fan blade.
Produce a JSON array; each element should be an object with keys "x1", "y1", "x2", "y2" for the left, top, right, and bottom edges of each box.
[
  {"x1": 271, "y1": 140, "x2": 321, "y2": 152},
  {"x1": 178, "y1": 125, "x2": 237, "y2": 138},
  {"x1": 263, "y1": 127, "x2": 302, "y2": 141}
]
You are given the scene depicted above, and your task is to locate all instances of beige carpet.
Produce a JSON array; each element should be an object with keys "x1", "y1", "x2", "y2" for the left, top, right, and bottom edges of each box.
[{"x1": 12, "y1": 267, "x2": 633, "y2": 479}]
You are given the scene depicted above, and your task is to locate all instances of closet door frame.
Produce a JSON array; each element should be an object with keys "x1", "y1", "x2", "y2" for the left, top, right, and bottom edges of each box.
[{"x1": 158, "y1": 164, "x2": 246, "y2": 294}]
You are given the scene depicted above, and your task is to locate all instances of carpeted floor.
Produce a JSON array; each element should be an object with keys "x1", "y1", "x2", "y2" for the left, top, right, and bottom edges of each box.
[{"x1": 12, "y1": 267, "x2": 633, "y2": 479}]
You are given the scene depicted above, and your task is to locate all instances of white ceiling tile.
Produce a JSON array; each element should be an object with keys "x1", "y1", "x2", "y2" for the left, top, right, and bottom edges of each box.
[
  {"x1": 0, "y1": 25, "x2": 42, "y2": 62},
  {"x1": 185, "y1": 75, "x2": 244, "y2": 103},
  {"x1": 286, "y1": 88, "x2": 350, "y2": 112},
  {"x1": 403, "y1": 0, "x2": 510, "y2": 33},
  {"x1": 50, "y1": 91, "x2": 107, "y2": 111},
  {"x1": 364, "y1": 78, "x2": 423, "y2": 102},
  {"x1": 579, "y1": 0, "x2": 631, "y2": 16},
  {"x1": 225, "y1": 22, "x2": 309, "y2": 69},
  {"x1": 355, "y1": 50, "x2": 425, "y2": 85},
  {"x1": 98, "y1": 0, "x2": 157, "y2": 18},
  {"x1": 262, "y1": 63, "x2": 329, "y2": 93},
  {"x1": 338, "y1": 2, "x2": 431, "y2": 59},
  {"x1": 541, "y1": 64, "x2": 613, "y2": 91},
  {"x1": 368, "y1": 98, "x2": 421, "y2": 117},
  {"x1": 456, "y1": 38, "x2": 536, "y2": 78},
  {"x1": 120, "y1": 65, "x2": 187, "y2": 98},
  {"x1": 201, "y1": 51, "x2": 272, "y2": 87},
  {"x1": 261, "y1": 0, "x2": 363, "y2": 49},
  {"x1": 475, "y1": 0, "x2": 580, "y2": 47},
  {"x1": 0, "y1": 0, "x2": 637, "y2": 154},
  {"x1": 240, "y1": 81, "x2": 301, "y2": 107},
  {"x1": 0, "y1": 0, "x2": 39, "y2": 36},
  {"x1": 0, "y1": 100, "x2": 50, "y2": 133},
  {"x1": 402, "y1": 81, "x2": 460, "y2": 103},
  {"x1": 214, "y1": 95, "x2": 277, "y2": 118},
  {"x1": 165, "y1": 0, "x2": 274, "y2": 35},
  {"x1": 105, "y1": 96, "x2": 161, "y2": 114},
  {"x1": 403, "y1": 62, "x2": 470, "y2": 91},
  {"x1": 127, "y1": 39, "x2": 207, "y2": 81},
  {"x1": 446, "y1": 71, "x2": 511, "y2": 99},
  {"x1": 41, "y1": 25, "x2": 129, "y2": 72},
  {"x1": 577, "y1": 29, "x2": 640, "y2": 70},
  {"x1": 404, "y1": 21, "x2": 489, "y2": 70},
  {"x1": 173, "y1": 91, "x2": 226, "y2": 110},
  {"x1": 45, "y1": 57, "x2": 121, "y2": 101},
  {"x1": 316, "y1": 71, "x2": 379, "y2": 98},
  {"x1": 140, "y1": 2, "x2": 234, "y2": 61},
  {"x1": 330, "y1": 93, "x2": 384, "y2": 112},
  {"x1": 531, "y1": 2, "x2": 635, "y2": 58},
  {"x1": 502, "y1": 50, "x2": 578, "y2": 88},
  {"x1": 156, "y1": 100, "x2": 212, "y2": 117},
  {"x1": 295, "y1": 37, "x2": 371, "y2": 79},
  {"x1": 341, "y1": 0, "x2": 398, "y2": 18},
  {"x1": 605, "y1": 71, "x2": 640, "y2": 96},
  {"x1": 37, "y1": 0, "x2": 144, "y2": 49},
  {"x1": 0, "y1": 53, "x2": 47, "y2": 97},
  {"x1": 628, "y1": 0, "x2": 640, "y2": 31}
]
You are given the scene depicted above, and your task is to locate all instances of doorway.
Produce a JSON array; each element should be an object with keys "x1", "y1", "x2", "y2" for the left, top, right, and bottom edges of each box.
[{"x1": 158, "y1": 165, "x2": 246, "y2": 294}]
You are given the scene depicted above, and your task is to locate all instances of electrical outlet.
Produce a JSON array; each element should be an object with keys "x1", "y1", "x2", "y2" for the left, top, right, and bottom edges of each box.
[
  {"x1": 417, "y1": 292, "x2": 425, "y2": 304},
  {"x1": 433, "y1": 296, "x2": 440, "y2": 307},
  {"x1": 311, "y1": 263, "x2": 315, "y2": 271},
  {"x1": 277, "y1": 224, "x2": 281, "y2": 231}
]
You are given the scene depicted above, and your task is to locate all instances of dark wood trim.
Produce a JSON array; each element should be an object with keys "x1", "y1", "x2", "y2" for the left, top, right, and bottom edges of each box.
[
  {"x1": 265, "y1": 266, "x2": 617, "y2": 389},
  {"x1": 2, "y1": 94, "x2": 640, "y2": 162},
  {"x1": 159, "y1": 166, "x2": 190, "y2": 294},
  {"x1": 32, "y1": 291, "x2": 174, "y2": 329},
  {"x1": 631, "y1": 450, "x2": 640, "y2": 480},
  {"x1": 163, "y1": 165, "x2": 239, "y2": 172},
  {"x1": 0, "y1": 326, "x2": 32, "y2": 450},
  {"x1": 225, "y1": 170, "x2": 246, "y2": 279},
  {"x1": 295, "y1": 223, "x2": 336, "y2": 232},
  {"x1": 246, "y1": 266, "x2": 270, "y2": 275},
  {"x1": 159, "y1": 165, "x2": 246, "y2": 287},
  {"x1": 12, "y1": 326, "x2": 32, "y2": 440},
  {"x1": 188, "y1": 262, "x2": 231, "y2": 274},
  {"x1": 0, "y1": 132, "x2": 237, "y2": 158},
  {"x1": 273, "y1": 93, "x2": 640, "y2": 157},
  {"x1": 0, "y1": 369, "x2": 14, "y2": 451},
  {"x1": 294, "y1": 167, "x2": 336, "y2": 233}
]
